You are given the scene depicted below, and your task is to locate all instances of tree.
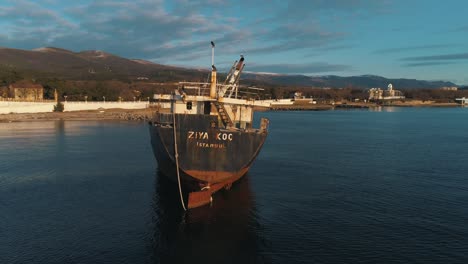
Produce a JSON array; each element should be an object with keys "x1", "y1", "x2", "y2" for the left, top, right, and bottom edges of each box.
[{"x1": 53, "y1": 95, "x2": 64, "y2": 112}]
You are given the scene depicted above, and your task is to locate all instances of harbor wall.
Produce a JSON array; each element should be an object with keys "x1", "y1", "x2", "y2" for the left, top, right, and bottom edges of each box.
[
  {"x1": 0, "y1": 101, "x2": 55, "y2": 114},
  {"x1": 0, "y1": 101, "x2": 149, "y2": 114},
  {"x1": 63, "y1": 102, "x2": 149, "y2": 112}
]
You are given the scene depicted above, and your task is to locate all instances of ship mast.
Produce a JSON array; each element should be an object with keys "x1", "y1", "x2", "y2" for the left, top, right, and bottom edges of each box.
[
  {"x1": 211, "y1": 41, "x2": 215, "y2": 67},
  {"x1": 210, "y1": 41, "x2": 217, "y2": 99}
]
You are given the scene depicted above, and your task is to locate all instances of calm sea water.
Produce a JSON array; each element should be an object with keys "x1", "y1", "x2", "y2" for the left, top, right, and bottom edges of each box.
[{"x1": 1, "y1": 107, "x2": 468, "y2": 264}]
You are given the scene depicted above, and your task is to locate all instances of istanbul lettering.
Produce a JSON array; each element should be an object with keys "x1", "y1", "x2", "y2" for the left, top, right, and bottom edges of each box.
[{"x1": 187, "y1": 131, "x2": 233, "y2": 149}]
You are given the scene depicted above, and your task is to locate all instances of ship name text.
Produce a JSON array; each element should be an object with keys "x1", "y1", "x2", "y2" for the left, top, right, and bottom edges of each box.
[
  {"x1": 187, "y1": 131, "x2": 233, "y2": 141},
  {"x1": 196, "y1": 142, "x2": 225, "y2": 148}
]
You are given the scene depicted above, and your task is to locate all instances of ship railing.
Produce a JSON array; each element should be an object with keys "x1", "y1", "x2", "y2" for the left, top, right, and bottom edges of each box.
[
  {"x1": 177, "y1": 82, "x2": 265, "y2": 100},
  {"x1": 178, "y1": 82, "x2": 210, "y2": 96},
  {"x1": 236, "y1": 90, "x2": 261, "y2": 100},
  {"x1": 225, "y1": 86, "x2": 265, "y2": 100}
]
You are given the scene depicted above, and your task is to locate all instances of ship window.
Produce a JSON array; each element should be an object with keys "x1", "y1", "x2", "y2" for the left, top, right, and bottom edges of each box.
[{"x1": 186, "y1": 101, "x2": 192, "y2": 110}]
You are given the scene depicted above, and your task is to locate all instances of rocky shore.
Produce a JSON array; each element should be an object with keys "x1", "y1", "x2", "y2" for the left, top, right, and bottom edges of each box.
[{"x1": 0, "y1": 108, "x2": 159, "y2": 123}]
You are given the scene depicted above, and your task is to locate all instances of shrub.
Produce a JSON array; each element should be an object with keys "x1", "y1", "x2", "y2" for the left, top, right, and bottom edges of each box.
[{"x1": 54, "y1": 102, "x2": 64, "y2": 112}]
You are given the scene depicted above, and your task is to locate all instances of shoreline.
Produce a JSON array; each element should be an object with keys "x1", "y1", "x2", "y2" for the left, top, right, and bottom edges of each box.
[
  {"x1": 1, "y1": 102, "x2": 464, "y2": 122},
  {"x1": 0, "y1": 108, "x2": 157, "y2": 123},
  {"x1": 270, "y1": 101, "x2": 462, "y2": 111}
]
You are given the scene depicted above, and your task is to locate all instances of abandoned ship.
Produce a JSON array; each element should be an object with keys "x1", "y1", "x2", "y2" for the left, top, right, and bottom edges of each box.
[{"x1": 148, "y1": 43, "x2": 270, "y2": 209}]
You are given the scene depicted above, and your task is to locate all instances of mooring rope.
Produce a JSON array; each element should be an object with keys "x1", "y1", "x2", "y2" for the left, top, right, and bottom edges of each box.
[{"x1": 173, "y1": 111, "x2": 187, "y2": 211}]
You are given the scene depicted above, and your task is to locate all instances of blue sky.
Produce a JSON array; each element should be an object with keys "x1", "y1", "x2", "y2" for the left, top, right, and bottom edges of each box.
[{"x1": 0, "y1": 0, "x2": 467, "y2": 84}]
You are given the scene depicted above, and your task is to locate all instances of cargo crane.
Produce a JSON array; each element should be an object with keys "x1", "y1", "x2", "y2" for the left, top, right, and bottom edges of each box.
[{"x1": 219, "y1": 55, "x2": 245, "y2": 98}]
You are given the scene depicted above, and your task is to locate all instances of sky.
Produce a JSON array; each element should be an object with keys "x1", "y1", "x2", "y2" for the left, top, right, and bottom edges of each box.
[{"x1": 0, "y1": 0, "x2": 467, "y2": 85}]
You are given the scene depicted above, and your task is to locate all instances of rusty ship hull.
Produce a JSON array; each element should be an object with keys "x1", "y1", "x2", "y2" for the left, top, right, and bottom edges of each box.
[{"x1": 149, "y1": 113, "x2": 267, "y2": 206}]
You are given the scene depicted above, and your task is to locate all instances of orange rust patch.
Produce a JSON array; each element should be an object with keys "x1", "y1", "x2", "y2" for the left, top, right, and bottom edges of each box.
[{"x1": 184, "y1": 167, "x2": 249, "y2": 183}]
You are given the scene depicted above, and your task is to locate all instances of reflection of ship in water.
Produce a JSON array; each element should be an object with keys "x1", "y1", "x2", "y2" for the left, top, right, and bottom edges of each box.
[{"x1": 148, "y1": 171, "x2": 268, "y2": 264}]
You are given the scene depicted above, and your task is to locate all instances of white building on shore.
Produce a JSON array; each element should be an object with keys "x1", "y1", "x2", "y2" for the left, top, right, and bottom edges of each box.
[
  {"x1": 369, "y1": 84, "x2": 405, "y2": 101},
  {"x1": 455, "y1": 97, "x2": 468, "y2": 105}
]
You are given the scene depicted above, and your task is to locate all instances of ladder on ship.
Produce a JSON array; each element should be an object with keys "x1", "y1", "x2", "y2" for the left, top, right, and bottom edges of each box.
[{"x1": 213, "y1": 101, "x2": 233, "y2": 128}]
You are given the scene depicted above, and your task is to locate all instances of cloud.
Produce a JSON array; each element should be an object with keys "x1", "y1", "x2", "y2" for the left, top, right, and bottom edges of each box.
[
  {"x1": 0, "y1": 0, "x2": 77, "y2": 48},
  {"x1": 247, "y1": 62, "x2": 352, "y2": 74},
  {"x1": 403, "y1": 61, "x2": 459, "y2": 67},
  {"x1": 401, "y1": 53, "x2": 468, "y2": 61},
  {"x1": 0, "y1": 0, "x2": 232, "y2": 56},
  {"x1": 0, "y1": 0, "x2": 393, "y2": 67},
  {"x1": 400, "y1": 52, "x2": 468, "y2": 67},
  {"x1": 374, "y1": 44, "x2": 458, "y2": 54},
  {"x1": 303, "y1": 44, "x2": 355, "y2": 57},
  {"x1": 60, "y1": 0, "x2": 256, "y2": 60},
  {"x1": 317, "y1": 44, "x2": 354, "y2": 51},
  {"x1": 274, "y1": 0, "x2": 392, "y2": 20},
  {"x1": 230, "y1": 0, "x2": 389, "y2": 56},
  {"x1": 453, "y1": 25, "x2": 468, "y2": 32}
]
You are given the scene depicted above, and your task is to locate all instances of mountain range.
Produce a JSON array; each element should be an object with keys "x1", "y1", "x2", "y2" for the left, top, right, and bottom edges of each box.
[{"x1": 0, "y1": 47, "x2": 457, "y2": 89}]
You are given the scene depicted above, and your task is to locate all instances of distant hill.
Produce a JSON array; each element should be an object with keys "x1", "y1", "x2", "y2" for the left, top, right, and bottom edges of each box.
[
  {"x1": 242, "y1": 73, "x2": 457, "y2": 90},
  {"x1": 0, "y1": 47, "x2": 207, "y2": 82},
  {"x1": 0, "y1": 47, "x2": 457, "y2": 89}
]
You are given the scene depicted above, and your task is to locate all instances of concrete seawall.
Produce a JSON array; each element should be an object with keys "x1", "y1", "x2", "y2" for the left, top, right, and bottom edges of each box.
[{"x1": 0, "y1": 101, "x2": 150, "y2": 114}]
